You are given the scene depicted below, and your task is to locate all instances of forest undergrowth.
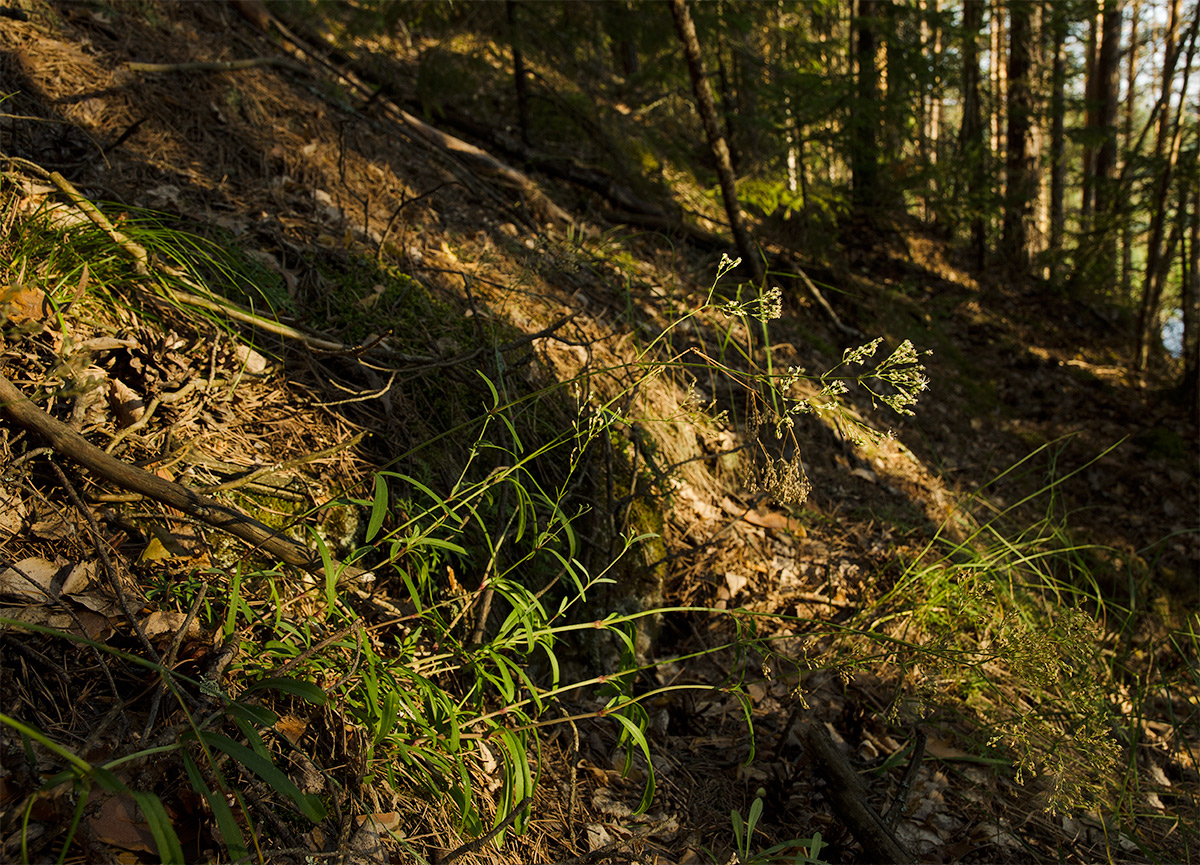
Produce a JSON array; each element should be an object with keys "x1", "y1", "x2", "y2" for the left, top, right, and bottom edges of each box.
[{"x1": 1, "y1": 2, "x2": 1198, "y2": 864}]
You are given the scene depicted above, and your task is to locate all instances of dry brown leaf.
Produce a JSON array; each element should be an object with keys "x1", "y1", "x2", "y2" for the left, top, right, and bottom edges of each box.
[
  {"x1": 720, "y1": 498, "x2": 807, "y2": 536},
  {"x1": 31, "y1": 513, "x2": 75, "y2": 540},
  {"x1": 0, "y1": 487, "x2": 28, "y2": 538},
  {"x1": 275, "y1": 714, "x2": 308, "y2": 745},
  {"x1": 1, "y1": 282, "x2": 49, "y2": 325},
  {"x1": 88, "y1": 794, "x2": 156, "y2": 854},
  {"x1": 108, "y1": 377, "x2": 144, "y2": 427},
  {"x1": 0, "y1": 557, "x2": 61, "y2": 599},
  {"x1": 141, "y1": 610, "x2": 204, "y2": 641}
]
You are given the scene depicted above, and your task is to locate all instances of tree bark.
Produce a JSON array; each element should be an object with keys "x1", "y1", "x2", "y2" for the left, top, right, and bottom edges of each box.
[
  {"x1": 851, "y1": 0, "x2": 882, "y2": 213},
  {"x1": 1091, "y1": 0, "x2": 1124, "y2": 282},
  {"x1": 1002, "y1": 0, "x2": 1033, "y2": 271},
  {"x1": 1183, "y1": 160, "x2": 1200, "y2": 413},
  {"x1": 961, "y1": 0, "x2": 987, "y2": 268},
  {"x1": 668, "y1": 0, "x2": 764, "y2": 283},
  {"x1": 506, "y1": 1, "x2": 531, "y2": 147},
  {"x1": 1048, "y1": 1, "x2": 1067, "y2": 264},
  {"x1": 1120, "y1": 0, "x2": 1142, "y2": 297}
]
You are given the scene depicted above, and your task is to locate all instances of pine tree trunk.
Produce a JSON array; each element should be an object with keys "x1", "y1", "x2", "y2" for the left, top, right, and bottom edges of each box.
[
  {"x1": 1183, "y1": 166, "x2": 1200, "y2": 413},
  {"x1": 1081, "y1": 1, "x2": 1101, "y2": 223},
  {"x1": 507, "y1": 1, "x2": 530, "y2": 147},
  {"x1": 961, "y1": 0, "x2": 987, "y2": 269},
  {"x1": 1002, "y1": 0, "x2": 1033, "y2": 271},
  {"x1": 1120, "y1": 0, "x2": 1142, "y2": 298},
  {"x1": 851, "y1": 0, "x2": 882, "y2": 213},
  {"x1": 1092, "y1": 0, "x2": 1124, "y2": 283},
  {"x1": 1048, "y1": 1, "x2": 1067, "y2": 263},
  {"x1": 667, "y1": 0, "x2": 763, "y2": 283}
]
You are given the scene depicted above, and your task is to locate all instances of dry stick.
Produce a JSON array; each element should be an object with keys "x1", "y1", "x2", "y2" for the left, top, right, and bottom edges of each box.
[
  {"x1": 201, "y1": 430, "x2": 366, "y2": 494},
  {"x1": 883, "y1": 729, "x2": 927, "y2": 830},
  {"x1": 0, "y1": 373, "x2": 368, "y2": 581},
  {"x1": 126, "y1": 57, "x2": 306, "y2": 74},
  {"x1": 141, "y1": 582, "x2": 208, "y2": 745},
  {"x1": 802, "y1": 721, "x2": 916, "y2": 865},
  {"x1": 48, "y1": 460, "x2": 162, "y2": 666},
  {"x1": 440, "y1": 796, "x2": 533, "y2": 865}
]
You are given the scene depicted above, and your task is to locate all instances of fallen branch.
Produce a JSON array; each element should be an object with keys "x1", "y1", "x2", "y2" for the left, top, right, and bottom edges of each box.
[
  {"x1": 0, "y1": 373, "x2": 370, "y2": 582},
  {"x1": 126, "y1": 57, "x2": 306, "y2": 74},
  {"x1": 802, "y1": 721, "x2": 916, "y2": 864}
]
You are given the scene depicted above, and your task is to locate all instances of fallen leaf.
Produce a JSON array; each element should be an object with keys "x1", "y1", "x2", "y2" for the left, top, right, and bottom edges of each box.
[
  {"x1": 142, "y1": 610, "x2": 204, "y2": 641},
  {"x1": 88, "y1": 794, "x2": 156, "y2": 853},
  {"x1": 0, "y1": 487, "x2": 27, "y2": 537},
  {"x1": 108, "y1": 378, "x2": 144, "y2": 427},
  {"x1": 721, "y1": 498, "x2": 807, "y2": 536},
  {"x1": 31, "y1": 513, "x2": 75, "y2": 540},
  {"x1": 1, "y1": 282, "x2": 49, "y2": 325},
  {"x1": 0, "y1": 557, "x2": 63, "y2": 599},
  {"x1": 275, "y1": 714, "x2": 308, "y2": 745}
]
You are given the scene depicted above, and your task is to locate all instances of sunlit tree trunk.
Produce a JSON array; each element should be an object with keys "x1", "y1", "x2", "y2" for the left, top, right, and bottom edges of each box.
[
  {"x1": 668, "y1": 0, "x2": 763, "y2": 283},
  {"x1": 961, "y1": 0, "x2": 987, "y2": 268},
  {"x1": 989, "y1": 0, "x2": 1007, "y2": 244}
]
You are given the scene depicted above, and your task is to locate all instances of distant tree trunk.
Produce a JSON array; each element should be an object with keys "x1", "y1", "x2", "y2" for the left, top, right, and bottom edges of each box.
[
  {"x1": 667, "y1": 0, "x2": 763, "y2": 283},
  {"x1": 1002, "y1": 1, "x2": 1033, "y2": 271},
  {"x1": 1183, "y1": 162, "x2": 1200, "y2": 413},
  {"x1": 1092, "y1": 0, "x2": 1124, "y2": 282},
  {"x1": 920, "y1": 0, "x2": 942, "y2": 224},
  {"x1": 1048, "y1": 1, "x2": 1067, "y2": 264},
  {"x1": 989, "y1": 0, "x2": 1007, "y2": 244},
  {"x1": 609, "y1": 1, "x2": 640, "y2": 77},
  {"x1": 961, "y1": 0, "x2": 987, "y2": 268},
  {"x1": 1081, "y1": 1, "x2": 1101, "y2": 222},
  {"x1": 1120, "y1": 0, "x2": 1142, "y2": 298},
  {"x1": 851, "y1": 0, "x2": 882, "y2": 213},
  {"x1": 1136, "y1": 4, "x2": 1197, "y2": 371},
  {"x1": 507, "y1": 1, "x2": 530, "y2": 146}
]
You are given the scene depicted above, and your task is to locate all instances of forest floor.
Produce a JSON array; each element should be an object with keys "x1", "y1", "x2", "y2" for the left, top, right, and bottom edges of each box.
[{"x1": 1, "y1": 3, "x2": 1198, "y2": 864}]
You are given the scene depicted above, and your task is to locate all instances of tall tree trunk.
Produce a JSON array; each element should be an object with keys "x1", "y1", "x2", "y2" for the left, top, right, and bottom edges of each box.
[
  {"x1": 920, "y1": 0, "x2": 942, "y2": 224},
  {"x1": 851, "y1": 0, "x2": 882, "y2": 213},
  {"x1": 667, "y1": 0, "x2": 763, "y2": 283},
  {"x1": 961, "y1": 0, "x2": 987, "y2": 269},
  {"x1": 989, "y1": 0, "x2": 1007, "y2": 244},
  {"x1": 1002, "y1": 0, "x2": 1033, "y2": 271},
  {"x1": 1136, "y1": 3, "x2": 1197, "y2": 371},
  {"x1": 1120, "y1": 0, "x2": 1142, "y2": 298},
  {"x1": 1048, "y1": 1, "x2": 1067, "y2": 263},
  {"x1": 1183, "y1": 157, "x2": 1200, "y2": 413},
  {"x1": 1091, "y1": 0, "x2": 1124, "y2": 283},
  {"x1": 1081, "y1": 2, "x2": 1101, "y2": 222},
  {"x1": 507, "y1": 1, "x2": 530, "y2": 147}
]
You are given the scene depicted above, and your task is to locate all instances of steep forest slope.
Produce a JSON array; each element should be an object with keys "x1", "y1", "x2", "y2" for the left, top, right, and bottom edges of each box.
[{"x1": 1, "y1": 3, "x2": 1197, "y2": 864}]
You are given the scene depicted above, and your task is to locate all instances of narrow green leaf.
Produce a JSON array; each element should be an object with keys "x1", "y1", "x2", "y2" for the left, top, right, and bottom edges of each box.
[
  {"x1": 183, "y1": 752, "x2": 248, "y2": 861},
  {"x1": 607, "y1": 712, "x2": 656, "y2": 814},
  {"x1": 367, "y1": 474, "x2": 388, "y2": 542},
  {"x1": 245, "y1": 677, "x2": 328, "y2": 705},
  {"x1": 132, "y1": 791, "x2": 185, "y2": 864},
  {"x1": 198, "y1": 731, "x2": 326, "y2": 821}
]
